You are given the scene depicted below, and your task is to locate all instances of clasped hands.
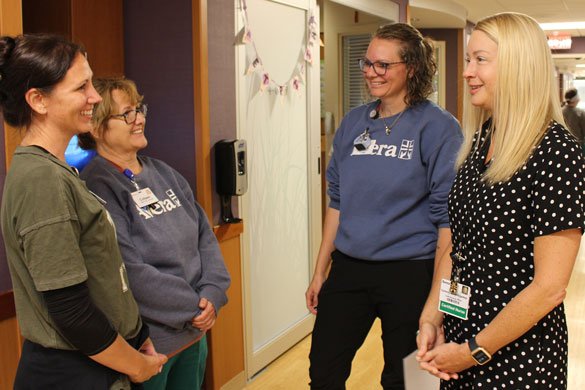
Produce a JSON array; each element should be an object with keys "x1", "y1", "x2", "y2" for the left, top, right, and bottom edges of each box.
[
  {"x1": 191, "y1": 297, "x2": 216, "y2": 332},
  {"x1": 415, "y1": 322, "x2": 476, "y2": 381}
]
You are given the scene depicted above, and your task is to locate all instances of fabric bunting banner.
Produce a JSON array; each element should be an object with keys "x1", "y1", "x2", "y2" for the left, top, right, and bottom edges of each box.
[{"x1": 238, "y1": 0, "x2": 317, "y2": 96}]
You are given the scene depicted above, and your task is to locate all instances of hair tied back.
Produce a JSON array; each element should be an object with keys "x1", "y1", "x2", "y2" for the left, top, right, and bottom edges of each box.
[
  {"x1": 0, "y1": 36, "x2": 17, "y2": 75},
  {"x1": 0, "y1": 35, "x2": 16, "y2": 55}
]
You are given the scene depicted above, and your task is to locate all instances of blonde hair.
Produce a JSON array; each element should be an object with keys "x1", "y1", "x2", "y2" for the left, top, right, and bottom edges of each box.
[{"x1": 457, "y1": 12, "x2": 564, "y2": 183}]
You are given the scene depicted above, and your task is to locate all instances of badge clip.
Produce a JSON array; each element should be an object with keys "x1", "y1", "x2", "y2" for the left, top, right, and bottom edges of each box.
[{"x1": 353, "y1": 128, "x2": 371, "y2": 151}]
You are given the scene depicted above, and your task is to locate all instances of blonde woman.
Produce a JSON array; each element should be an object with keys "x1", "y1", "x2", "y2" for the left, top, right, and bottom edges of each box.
[{"x1": 416, "y1": 13, "x2": 584, "y2": 388}]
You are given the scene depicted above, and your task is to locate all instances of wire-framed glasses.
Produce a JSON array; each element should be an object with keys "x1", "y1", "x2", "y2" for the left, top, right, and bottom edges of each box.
[
  {"x1": 358, "y1": 58, "x2": 405, "y2": 76},
  {"x1": 109, "y1": 104, "x2": 148, "y2": 124}
]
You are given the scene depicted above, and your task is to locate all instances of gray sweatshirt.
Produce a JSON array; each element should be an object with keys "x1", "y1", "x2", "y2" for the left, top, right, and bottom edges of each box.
[{"x1": 81, "y1": 155, "x2": 230, "y2": 354}]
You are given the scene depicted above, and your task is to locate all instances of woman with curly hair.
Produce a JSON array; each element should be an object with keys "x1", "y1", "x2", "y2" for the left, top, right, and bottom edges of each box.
[{"x1": 306, "y1": 23, "x2": 462, "y2": 389}]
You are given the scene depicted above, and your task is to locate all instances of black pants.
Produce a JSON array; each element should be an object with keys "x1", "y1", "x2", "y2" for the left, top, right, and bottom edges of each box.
[
  {"x1": 309, "y1": 251, "x2": 434, "y2": 390},
  {"x1": 15, "y1": 325, "x2": 149, "y2": 390}
]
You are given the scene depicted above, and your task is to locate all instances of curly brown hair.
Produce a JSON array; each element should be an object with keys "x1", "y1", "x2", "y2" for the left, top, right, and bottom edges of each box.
[{"x1": 373, "y1": 23, "x2": 436, "y2": 107}]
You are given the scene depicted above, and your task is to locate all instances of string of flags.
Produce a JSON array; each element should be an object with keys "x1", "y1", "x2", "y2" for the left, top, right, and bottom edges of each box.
[{"x1": 239, "y1": 0, "x2": 318, "y2": 96}]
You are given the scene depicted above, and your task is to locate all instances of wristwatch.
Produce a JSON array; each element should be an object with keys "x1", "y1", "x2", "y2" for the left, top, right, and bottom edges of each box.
[{"x1": 468, "y1": 336, "x2": 492, "y2": 365}]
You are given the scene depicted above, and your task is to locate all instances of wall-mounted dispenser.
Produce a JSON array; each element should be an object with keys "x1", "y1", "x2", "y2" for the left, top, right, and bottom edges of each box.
[{"x1": 214, "y1": 139, "x2": 247, "y2": 223}]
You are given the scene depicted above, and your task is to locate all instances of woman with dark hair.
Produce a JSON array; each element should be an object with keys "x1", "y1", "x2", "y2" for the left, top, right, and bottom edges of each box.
[
  {"x1": 305, "y1": 23, "x2": 462, "y2": 389},
  {"x1": 0, "y1": 34, "x2": 166, "y2": 389}
]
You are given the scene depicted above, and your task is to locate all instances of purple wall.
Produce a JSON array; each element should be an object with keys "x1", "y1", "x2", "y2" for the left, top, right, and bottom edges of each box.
[
  {"x1": 208, "y1": 0, "x2": 238, "y2": 224},
  {"x1": 419, "y1": 28, "x2": 460, "y2": 118},
  {"x1": 123, "y1": 0, "x2": 197, "y2": 192}
]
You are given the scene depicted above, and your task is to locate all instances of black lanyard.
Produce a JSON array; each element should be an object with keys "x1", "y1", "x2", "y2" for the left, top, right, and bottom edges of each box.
[{"x1": 450, "y1": 119, "x2": 492, "y2": 293}]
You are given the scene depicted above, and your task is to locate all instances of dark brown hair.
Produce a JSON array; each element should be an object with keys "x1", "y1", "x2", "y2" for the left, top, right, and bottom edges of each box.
[
  {"x1": 564, "y1": 87, "x2": 578, "y2": 102},
  {"x1": 0, "y1": 34, "x2": 85, "y2": 128}
]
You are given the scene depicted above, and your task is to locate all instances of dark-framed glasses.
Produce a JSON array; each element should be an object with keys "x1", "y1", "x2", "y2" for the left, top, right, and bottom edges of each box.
[
  {"x1": 358, "y1": 58, "x2": 405, "y2": 76},
  {"x1": 109, "y1": 104, "x2": 148, "y2": 125}
]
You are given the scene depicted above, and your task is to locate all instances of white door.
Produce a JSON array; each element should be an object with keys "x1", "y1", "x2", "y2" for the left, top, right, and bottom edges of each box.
[{"x1": 234, "y1": 0, "x2": 321, "y2": 378}]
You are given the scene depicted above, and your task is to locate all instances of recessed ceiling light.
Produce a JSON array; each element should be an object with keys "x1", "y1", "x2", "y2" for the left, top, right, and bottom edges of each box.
[
  {"x1": 576, "y1": 64, "x2": 585, "y2": 68},
  {"x1": 540, "y1": 22, "x2": 585, "y2": 30}
]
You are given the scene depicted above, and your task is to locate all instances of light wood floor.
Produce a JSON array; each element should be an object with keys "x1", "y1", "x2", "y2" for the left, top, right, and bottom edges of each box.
[{"x1": 244, "y1": 240, "x2": 585, "y2": 389}]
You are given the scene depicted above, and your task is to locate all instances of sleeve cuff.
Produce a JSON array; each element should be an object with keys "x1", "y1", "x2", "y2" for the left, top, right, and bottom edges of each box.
[{"x1": 199, "y1": 286, "x2": 228, "y2": 314}]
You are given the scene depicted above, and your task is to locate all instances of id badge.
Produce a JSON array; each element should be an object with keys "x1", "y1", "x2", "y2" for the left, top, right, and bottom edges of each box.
[
  {"x1": 438, "y1": 279, "x2": 471, "y2": 320},
  {"x1": 131, "y1": 188, "x2": 159, "y2": 208},
  {"x1": 353, "y1": 130, "x2": 372, "y2": 151}
]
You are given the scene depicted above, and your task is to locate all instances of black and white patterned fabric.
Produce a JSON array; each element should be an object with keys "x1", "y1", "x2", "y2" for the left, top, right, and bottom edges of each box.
[{"x1": 443, "y1": 120, "x2": 585, "y2": 389}]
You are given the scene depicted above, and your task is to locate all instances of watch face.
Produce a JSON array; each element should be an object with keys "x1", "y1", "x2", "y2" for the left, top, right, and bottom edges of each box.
[{"x1": 472, "y1": 348, "x2": 491, "y2": 365}]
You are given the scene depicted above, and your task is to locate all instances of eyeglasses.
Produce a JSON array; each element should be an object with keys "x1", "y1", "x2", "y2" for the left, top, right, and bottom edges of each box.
[
  {"x1": 109, "y1": 104, "x2": 148, "y2": 125},
  {"x1": 358, "y1": 58, "x2": 405, "y2": 76}
]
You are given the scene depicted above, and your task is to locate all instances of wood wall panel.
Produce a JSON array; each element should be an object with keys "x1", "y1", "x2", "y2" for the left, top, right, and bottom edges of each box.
[
  {"x1": 70, "y1": 0, "x2": 124, "y2": 77},
  {"x1": 0, "y1": 292, "x2": 20, "y2": 390},
  {"x1": 1, "y1": 0, "x2": 24, "y2": 169},
  {"x1": 193, "y1": 0, "x2": 213, "y2": 219},
  {"x1": 0, "y1": 317, "x2": 20, "y2": 390},
  {"x1": 206, "y1": 227, "x2": 245, "y2": 390},
  {"x1": 22, "y1": 0, "x2": 71, "y2": 37},
  {"x1": 0, "y1": 0, "x2": 22, "y2": 35},
  {"x1": 22, "y1": 0, "x2": 124, "y2": 78},
  {"x1": 0, "y1": 291, "x2": 15, "y2": 321},
  {"x1": 3, "y1": 125, "x2": 22, "y2": 170}
]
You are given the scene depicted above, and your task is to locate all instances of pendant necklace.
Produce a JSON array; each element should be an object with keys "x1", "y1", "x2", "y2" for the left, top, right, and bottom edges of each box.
[{"x1": 380, "y1": 109, "x2": 406, "y2": 135}]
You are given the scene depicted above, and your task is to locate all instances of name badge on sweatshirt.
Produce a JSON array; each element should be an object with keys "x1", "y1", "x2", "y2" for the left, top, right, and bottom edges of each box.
[{"x1": 131, "y1": 188, "x2": 159, "y2": 208}]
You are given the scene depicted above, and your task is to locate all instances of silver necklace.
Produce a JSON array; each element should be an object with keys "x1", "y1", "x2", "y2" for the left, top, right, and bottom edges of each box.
[{"x1": 380, "y1": 109, "x2": 406, "y2": 135}]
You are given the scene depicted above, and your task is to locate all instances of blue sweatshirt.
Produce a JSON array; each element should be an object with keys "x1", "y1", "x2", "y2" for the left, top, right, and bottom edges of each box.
[
  {"x1": 328, "y1": 100, "x2": 462, "y2": 261},
  {"x1": 81, "y1": 155, "x2": 231, "y2": 354}
]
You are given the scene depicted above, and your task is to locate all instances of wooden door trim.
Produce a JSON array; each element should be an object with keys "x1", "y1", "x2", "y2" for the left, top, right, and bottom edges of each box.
[
  {"x1": 0, "y1": 291, "x2": 15, "y2": 321},
  {"x1": 192, "y1": 0, "x2": 213, "y2": 220}
]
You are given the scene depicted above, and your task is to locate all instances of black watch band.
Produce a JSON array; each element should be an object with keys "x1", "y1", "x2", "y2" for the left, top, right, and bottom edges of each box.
[{"x1": 468, "y1": 336, "x2": 492, "y2": 365}]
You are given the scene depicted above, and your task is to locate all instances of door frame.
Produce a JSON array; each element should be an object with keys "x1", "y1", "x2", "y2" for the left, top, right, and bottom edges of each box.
[{"x1": 234, "y1": 0, "x2": 321, "y2": 378}]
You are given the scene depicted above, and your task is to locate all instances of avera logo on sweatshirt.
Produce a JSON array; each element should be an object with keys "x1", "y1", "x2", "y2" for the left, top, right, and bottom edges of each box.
[
  {"x1": 351, "y1": 139, "x2": 414, "y2": 160},
  {"x1": 135, "y1": 189, "x2": 182, "y2": 220}
]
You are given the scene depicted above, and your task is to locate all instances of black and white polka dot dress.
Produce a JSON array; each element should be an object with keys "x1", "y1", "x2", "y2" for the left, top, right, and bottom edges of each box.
[{"x1": 443, "y1": 121, "x2": 585, "y2": 389}]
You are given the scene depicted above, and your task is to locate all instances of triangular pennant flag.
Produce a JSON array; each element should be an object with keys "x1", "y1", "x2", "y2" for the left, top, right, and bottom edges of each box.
[
  {"x1": 246, "y1": 58, "x2": 261, "y2": 75},
  {"x1": 260, "y1": 72, "x2": 271, "y2": 92}
]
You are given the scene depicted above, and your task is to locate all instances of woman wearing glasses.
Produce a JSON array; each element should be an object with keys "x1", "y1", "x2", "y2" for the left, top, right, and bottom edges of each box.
[
  {"x1": 306, "y1": 23, "x2": 461, "y2": 389},
  {"x1": 78, "y1": 78, "x2": 230, "y2": 390}
]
